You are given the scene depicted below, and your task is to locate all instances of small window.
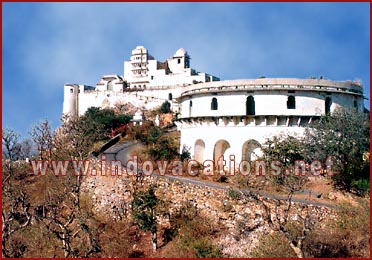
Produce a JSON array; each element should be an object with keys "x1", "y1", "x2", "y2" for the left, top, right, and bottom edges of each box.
[
  {"x1": 151, "y1": 76, "x2": 154, "y2": 80},
  {"x1": 325, "y1": 97, "x2": 332, "y2": 115},
  {"x1": 246, "y1": 96, "x2": 255, "y2": 115},
  {"x1": 211, "y1": 97, "x2": 218, "y2": 110},
  {"x1": 70, "y1": 88, "x2": 74, "y2": 93},
  {"x1": 287, "y1": 96, "x2": 296, "y2": 109},
  {"x1": 107, "y1": 81, "x2": 113, "y2": 91},
  {"x1": 178, "y1": 58, "x2": 181, "y2": 64},
  {"x1": 354, "y1": 100, "x2": 358, "y2": 108},
  {"x1": 189, "y1": 100, "x2": 193, "y2": 117},
  {"x1": 168, "y1": 93, "x2": 173, "y2": 100}
]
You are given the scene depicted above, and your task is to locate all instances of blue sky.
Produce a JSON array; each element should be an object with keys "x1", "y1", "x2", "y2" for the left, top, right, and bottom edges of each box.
[{"x1": 2, "y1": 2, "x2": 370, "y2": 137}]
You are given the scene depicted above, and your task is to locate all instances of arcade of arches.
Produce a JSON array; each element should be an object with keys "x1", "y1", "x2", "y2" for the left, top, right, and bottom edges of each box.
[{"x1": 193, "y1": 138, "x2": 263, "y2": 165}]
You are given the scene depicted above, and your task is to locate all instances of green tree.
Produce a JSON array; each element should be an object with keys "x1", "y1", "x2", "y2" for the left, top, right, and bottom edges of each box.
[
  {"x1": 55, "y1": 115, "x2": 103, "y2": 160},
  {"x1": 261, "y1": 134, "x2": 307, "y2": 189},
  {"x1": 145, "y1": 126, "x2": 162, "y2": 145},
  {"x1": 261, "y1": 108, "x2": 369, "y2": 194},
  {"x1": 159, "y1": 101, "x2": 171, "y2": 114},
  {"x1": 84, "y1": 107, "x2": 132, "y2": 138},
  {"x1": 132, "y1": 186, "x2": 158, "y2": 251},
  {"x1": 303, "y1": 108, "x2": 370, "y2": 192},
  {"x1": 142, "y1": 125, "x2": 179, "y2": 161},
  {"x1": 147, "y1": 135, "x2": 179, "y2": 161}
]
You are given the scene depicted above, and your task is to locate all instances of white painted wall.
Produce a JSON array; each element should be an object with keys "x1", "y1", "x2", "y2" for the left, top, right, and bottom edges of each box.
[
  {"x1": 177, "y1": 78, "x2": 364, "y2": 165},
  {"x1": 69, "y1": 87, "x2": 182, "y2": 116},
  {"x1": 123, "y1": 46, "x2": 219, "y2": 89},
  {"x1": 180, "y1": 79, "x2": 364, "y2": 118},
  {"x1": 181, "y1": 91, "x2": 361, "y2": 118}
]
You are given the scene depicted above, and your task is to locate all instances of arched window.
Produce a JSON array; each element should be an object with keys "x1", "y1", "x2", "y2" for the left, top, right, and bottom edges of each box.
[
  {"x1": 354, "y1": 100, "x2": 358, "y2": 109},
  {"x1": 325, "y1": 97, "x2": 332, "y2": 115},
  {"x1": 168, "y1": 93, "x2": 173, "y2": 100},
  {"x1": 287, "y1": 95, "x2": 296, "y2": 109},
  {"x1": 246, "y1": 96, "x2": 255, "y2": 115},
  {"x1": 211, "y1": 97, "x2": 218, "y2": 110}
]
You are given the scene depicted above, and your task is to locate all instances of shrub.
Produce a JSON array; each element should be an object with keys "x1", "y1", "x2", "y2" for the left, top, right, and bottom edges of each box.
[
  {"x1": 193, "y1": 239, "x2": 223, "y2": 258},
  {"x1": 147, "y1": 135, "x2": 179, "y2": 161},
  {"x1": 251, "y1": 231, "x2": 297, "y2": 258},
  {"x1": 227, "y1": 187, "x2": 241, "y2": 200},
  {"x1": 159, "y1": 101, "x2": 171, "y2": 114},
  {"x1": 160, "y1": 201, "x2": 224, "y2": 258},
  {"x1": 352, "y1": 178, "x2": 370, "y2": 196},
  {"x1": 180, "y1": 145, "x2": 191, "y2": 161}
]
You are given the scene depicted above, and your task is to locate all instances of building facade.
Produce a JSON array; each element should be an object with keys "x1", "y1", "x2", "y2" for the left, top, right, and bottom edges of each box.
[
  {"x1": 175, "y1": 78, "x2": 364, "y2": 165},
  {"x1": 62, "y1": 46, "x2": 365, "y2": 166},
  {"x1": 63, "y1": 46, "x2": 219, "y2": 117},
  {"x1": 123, "y1": 46, "x2": 219, "y2": 89}
]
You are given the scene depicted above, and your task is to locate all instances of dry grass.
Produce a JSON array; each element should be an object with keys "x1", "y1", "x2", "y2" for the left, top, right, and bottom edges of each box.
[
  {"x1": 158, "y1": 201, "x2": 224, "y2": 258},
  {"x1": 252, "y1": 197, "x2": 370, "y2": 258}
]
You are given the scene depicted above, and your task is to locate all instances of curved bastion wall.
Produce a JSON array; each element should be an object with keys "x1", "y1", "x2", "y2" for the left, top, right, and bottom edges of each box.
[{"x1": 175, "y1": 78, "x2": 364, "y2": 165}]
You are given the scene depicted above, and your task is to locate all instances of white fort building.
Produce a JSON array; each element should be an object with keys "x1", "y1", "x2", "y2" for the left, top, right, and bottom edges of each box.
[{"x1": 63, "y1": 46, "x2": 365, "y2": 165}]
